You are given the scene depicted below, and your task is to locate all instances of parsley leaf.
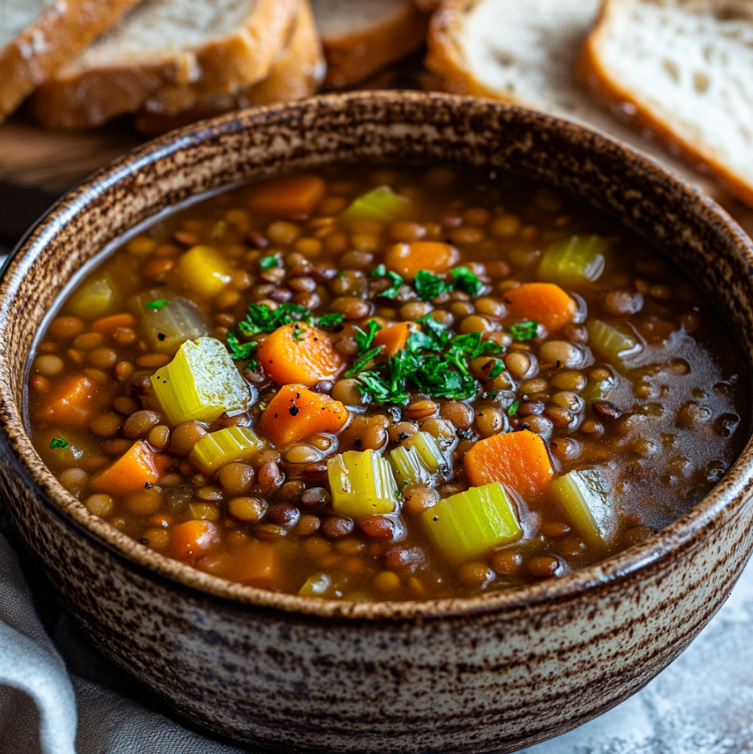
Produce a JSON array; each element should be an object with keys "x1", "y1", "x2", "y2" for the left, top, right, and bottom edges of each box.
[
  {"x1": 226, "y1": 331, "x2": 256, "y2": 360},
  {"x1": 507, "y1": 401, "x2": 520, "y2": 417},
  {"x1": 344, "y1": 345, "x2": 384, "y2": 378},
  {"x1": 49, "y1": 438, "x2": 69, "y2": 450},
  {"x1": 370, "y1": 264, "x2": 403, "y2": 299},
  {"x1": 353, "y1": 320, "x2": 382, "y2": 355},
  {"x1": 413, "y1": 315, "x2": 451, "y2": 351},
  {"x1": 382, "y1": 271, "x2": 404, "y2": 299},
  {"x1": 144, "y1": 300, "x2": 168, "y2": 310},
  {"x1": 291, "y1": 324, "x2": 307, "y2": 342},
  {"x1": 509, "y1": 320, "x2": 539, "y2": 341},
  {"x1": 316, "y1": 313, "x2": 345, "y2": 328},
  {"x1": 237, "y1": 302, "x2": 312, "y2": 336},
  {"x1": 414, "y1": 270, "x2": 453, "y2": 301},
  {"x1": 260, "y1": 254, "x2": 281, "y2": 270},
  {"x1": 451, "y1": 266, "x2": 483, "y2": 296},
  {"x1": 487, "y1": 358, "x2": 505, "y2": 379}
]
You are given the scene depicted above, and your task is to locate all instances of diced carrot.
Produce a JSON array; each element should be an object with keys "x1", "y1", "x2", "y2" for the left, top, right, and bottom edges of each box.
[
  {"x1": 256, "y1": 322, "x2": 345, "y2": 387},
  {"x1": 247, "y1": 174, "x2": 327, "y2": 215},
  {"x1": 261, "y1": 384, "x2": 349, "y2": 447},
  {"x1": 91, "y1": 312, "x2": 136, "y2": 333},
  {"x1": 36, "y1": 374, "x2": 96, "y2": 428},
  {"x1": 504, "y1": 283, "x2": 577, "y2": 332},
  {"x1": 384, "y1": 241, "x2": 460, "y2": 280},
  {"x1": 171, "y1": 520, "x2": 220, "y2": 560},
  {"x1": 199, "y1": 541, "x2": 281, "y2": 589},
  {"x1": 464, "y1": 429, "x2": 554, "y2": 499},
  {"x1": 373, "y1": 322, "x2": 418, "y2": 356},
  {"x1": 90, "y1": 439, "x2": 163, "y2": 496}
]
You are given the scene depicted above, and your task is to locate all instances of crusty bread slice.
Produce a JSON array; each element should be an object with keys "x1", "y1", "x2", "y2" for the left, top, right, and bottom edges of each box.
[
  {"x1": 29, "y1": 0, "x2": 297, "y2": 129},
  {"x1": 135, "y1": 0, "x2": 325, "y2": 135},
  {"x1": 426, "y1": 0, "x2": 723, "y2": 197},
  {"x1": 0, "y1": 0, "x2": 141, "y2": 122},
  {"x1": 313, "y1": 0, "x2": 429, "y2": 89},
  {"x1": 580, "y1": 0, "x2": 753, "y2": 207}
]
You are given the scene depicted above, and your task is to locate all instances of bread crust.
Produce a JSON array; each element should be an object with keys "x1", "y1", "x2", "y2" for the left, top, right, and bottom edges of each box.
[
  {"x1": 29, "y1": 0, "x2": 297, "y2": 129},
  {"x1": 425, "y1": 0, "x2": 518, "y2": 101},
  {"x1": 135, "y1": 0, "x2": 325, "y2": 135},
  {"x1": 321, "y1": 1, "x2": 430, "y2": 89},
  {"x1": 578, "y1": 0, "x2": 753, "y2": 208},
  {"x1": 0, "y1": 0, "x2": 142, "y2": 122}
]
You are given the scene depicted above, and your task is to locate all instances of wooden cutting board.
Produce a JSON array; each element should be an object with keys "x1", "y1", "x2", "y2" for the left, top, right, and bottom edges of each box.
[{"x1": 0, "y1": 117, "x2": 144, "y2": 243}]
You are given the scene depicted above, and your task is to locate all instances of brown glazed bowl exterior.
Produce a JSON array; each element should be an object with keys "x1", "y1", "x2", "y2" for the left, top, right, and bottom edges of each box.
[{"x1": 1, "y1": 91, "x2": 753, "y2": 754}]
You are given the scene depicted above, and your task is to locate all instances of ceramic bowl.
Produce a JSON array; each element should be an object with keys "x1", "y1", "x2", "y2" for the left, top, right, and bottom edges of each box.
[{"x1": 1, "y1": 91, "x2": 753, "y2": 754}]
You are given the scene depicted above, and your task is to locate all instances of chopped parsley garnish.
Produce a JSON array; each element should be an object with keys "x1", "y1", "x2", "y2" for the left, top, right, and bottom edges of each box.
[
  {"x1": 317, "y1": 313, "x2": 345, "y2": 328},
  {"x1": 509, "y1": 320, "x2": 539, "y2": 341},
  {"x1": 260, "y1": 254, "x2": 281, "y2": 270},
  {"x1": 291, "y1": 324, "x2": 307, "y2": 342},
  {"x1": 344, "y1": 345, "x2": 384, "y2": 378},
  {"x1": 487, "y1": 358, "x2": 505, "y2": 379},
  {"x1": 371, "y1": 264, "x2": 403, "y2": 299},
  {"x1": 49, "y1": 438, "x2": 69, "y2": 450},
  {"x1": 226, "y1": 331, "x2": 256, "y2": 360},
  {"x1": 415, "y1": 270, "x2": 453, "y2": 301},
  {"x1": 507, "y1": 401, "x2": 520, "y2": 417},
  {"x1": 238, "y1": 302, "x2": 312, "y2": 336},
  {"x1": 352, "y1": 317, "x2": 504, "y2": 404},
  {"x1": 451, "y1": 266, "x2": 483, "y2": 296},
  {"x1": 144, "y1": 300, "x2": 169, "y2": 310},
  {"x1": 353, "y1": 320, "x2": 382, "y2": 354}
]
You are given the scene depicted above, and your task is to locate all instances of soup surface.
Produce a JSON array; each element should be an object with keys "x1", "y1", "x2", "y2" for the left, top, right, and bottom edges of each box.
[{"x1": 27, "y1": 165, "x2": 749, "y2": 601}]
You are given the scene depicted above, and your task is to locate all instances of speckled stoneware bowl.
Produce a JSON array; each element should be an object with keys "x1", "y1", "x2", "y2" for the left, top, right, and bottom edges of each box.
[{"x1": 1, "y1": 91, "x2": 753, "y2": 753}]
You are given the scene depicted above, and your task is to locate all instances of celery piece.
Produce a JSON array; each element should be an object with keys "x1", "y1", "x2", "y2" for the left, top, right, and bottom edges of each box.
[
  {"x1": 402, "y1": 431, "x2": 447, "y2": 474},
  {"x1": 151, "y1": 337, "x2": 251, "y2": 425},
  {"x1": 389, "y1": 431, "x2": 448, "y2": 486},
  {"x1": 421, "y1": 482, "x2": 522, "y2": 563},
  {"x1": 550, "y1": 469, "x2": 614, "y2": 548},
  {"x1": 538, "y1": 235, "x2": 611, "y2": 288},
  {"x1": 327, "y1": 449, "x2": 397, "y2": 518},
  {"x1": 67, "y1": 273, "x2": 118, "y2": 320},
  {"x1": 191, "y1": 426, "x2": 264, "y2": 473},
  {"x1": 340, "y1": 186, "x2": 410, "y2": 225},
  {"x1": 389, "y1": 446, "x2": 430, "y2": 488},
  {"x1": 129, "y1": 291, "x2": 209, "y2": 354},
  {"x1": 587, "y1": 319, "x2": 642, "y2": 363},
  {"x1": 176, "y1": 244, "x2": 232, "y2": 298}
]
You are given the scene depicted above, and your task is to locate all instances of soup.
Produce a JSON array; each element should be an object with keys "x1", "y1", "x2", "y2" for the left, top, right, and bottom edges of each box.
[{"x1": 26, "y1": 165, "x2": 749, "y2": 601}]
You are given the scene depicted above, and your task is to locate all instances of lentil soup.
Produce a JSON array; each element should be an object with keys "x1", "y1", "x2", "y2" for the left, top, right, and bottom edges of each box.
[{"x1": 27, "y1": 165, "x2": 749, "y2": 602}]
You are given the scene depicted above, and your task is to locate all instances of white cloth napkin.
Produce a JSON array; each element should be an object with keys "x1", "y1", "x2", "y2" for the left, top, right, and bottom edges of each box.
[{"x1": 2, "y1": 507, "x2": 753, "y2": 754}]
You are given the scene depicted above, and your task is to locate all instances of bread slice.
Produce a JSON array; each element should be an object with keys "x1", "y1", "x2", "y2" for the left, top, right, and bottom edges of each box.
[
  {"x1": 313, "y1": 0, "x2": 429, "y2": 89},
  {"x1": 580, "y1": 0, "x2": 753, "y2": 207},
  {"x1": 29, "y1": 0, "x2": 297, "y2": 129},
  {"x1": 135, "y1": 0, "x2": 325, "y2": 135},
  {"x1": 426, "y1": 0, "x2": 723, "y2": 197},
  {"x1": 0, "y1": 0, "x2": 141, "y2": 122}
]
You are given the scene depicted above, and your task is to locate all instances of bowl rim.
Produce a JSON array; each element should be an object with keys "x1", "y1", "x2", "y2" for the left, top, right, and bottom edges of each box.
[{"x1": 3, "y1": 89, "x2": 753, "y2": 622}]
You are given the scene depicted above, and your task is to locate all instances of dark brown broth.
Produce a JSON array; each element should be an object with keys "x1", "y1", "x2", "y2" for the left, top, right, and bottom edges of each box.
[{"x1": 26, "y1": 164, "x2": 750, "y2": 601}]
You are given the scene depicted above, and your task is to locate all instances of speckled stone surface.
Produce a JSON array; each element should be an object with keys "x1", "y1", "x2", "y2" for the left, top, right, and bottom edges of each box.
[{"x1": 2, "y1": 92, "x2": 753, "y2": 754}]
